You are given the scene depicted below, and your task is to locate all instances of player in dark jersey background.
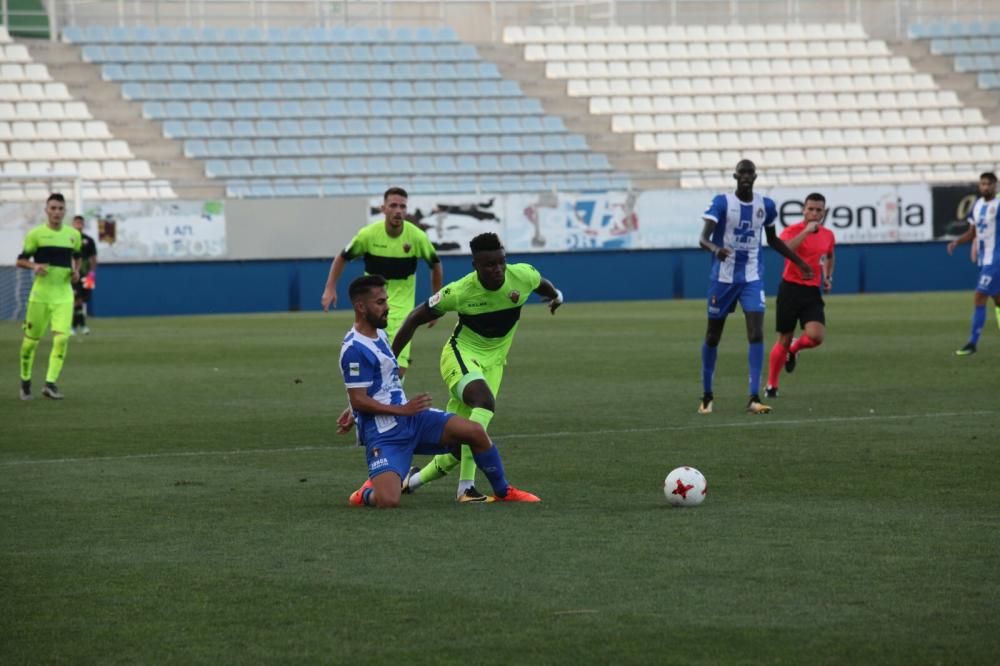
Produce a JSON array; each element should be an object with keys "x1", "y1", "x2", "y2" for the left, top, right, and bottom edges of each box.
[{"x1": 71, "y1": 214, "x2": 98, "y2": 336}]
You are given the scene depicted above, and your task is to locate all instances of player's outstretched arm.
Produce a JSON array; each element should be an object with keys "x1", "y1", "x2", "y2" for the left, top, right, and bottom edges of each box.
[
  {"x1": 823, "y1": 249, "x2": 836, "y2": 293},
  {"x1": 426, "y1": 262, "x2": 444, "y2": 328},
  {"x1": 766, "y1": 226, "x2": 813, "y2": 280},
  {"x1": 391, "y1": 303, "x2": 441, "y2": 358},
  {"x1": 533, "y1": 277, "x2": 564, "y2": 314},
  {"x1": 699, "y1": 219, "x2": 730, "y2": 260},
  {"x1": 321, "y1": 254, "x2": 348, "y2": 311}
]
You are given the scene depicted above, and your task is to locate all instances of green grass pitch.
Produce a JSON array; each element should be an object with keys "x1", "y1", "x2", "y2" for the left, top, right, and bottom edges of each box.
[{"x1": 2, "y1": 292, "x2": 999, "y2": 664}]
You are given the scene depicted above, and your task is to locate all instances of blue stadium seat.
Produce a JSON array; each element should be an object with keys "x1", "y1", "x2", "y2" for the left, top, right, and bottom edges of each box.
[
  {"x1": 229, "y1": 139, "x2": 252, "y2": 157},
  {"x1": 501, "y1": 154, "x2": 524, "y2": 172},
  {"x1": 456, "y1": 117, "x2": 479, "y2": 134},
  {"x1": 275, "y1": 158, "x2": 300, "y2": 176},
  {"x1": 299, "y1": 159, "x2": 322, "y2": 177},
  {"x1": 323, "y1": 119, "x2": 347, "y2": 136},
  {"x1": 346, "y1": 137, "x2": 369, "y2": 155},
  {"x1": 81, "y1": 45, "x2": 105, "y2": 63},
  {"x1": 248, "y1": 182, "x2": 275, "y2": 198},
  {"x1": 518, "y1": 135, "x2": 541, "y2": 152},
  {"x1": 345, "y1": 118, "x2": 369, "y2": 135},
  {"x1": 322, "y1": 138, "x2": 345, "y2": 154},
  {"x1": 324, "y1": 159, "x2": 348, "y2": 179},
  {"x1": 544, "y1": 154, "x2": 568, "y2": 171},
  {"x1": 478, "y1": 117, "x2": 500, "y2": 134},
  {"x1": 251, "y1": 159, "x2": 278, "y2": 177},
  {"x1": 162, "y1": 120, "x2": 186, "y2": 138},
  {"x1": 412, "y1": 137, "x2": 435, "y2": 154},
  {"x1": 206, "y1": 139, "x2": 230, "y2": 157},
  {"x1": 365, "y1": 120, "x2": 392, "y2": 135},
  {"x1": 391, "y1": 118, "x2": 414, "y2": 135},
  {"x1": 185, "y1": 139, "x2": 208, "y2": 157},
  {"x1": 456, "y1": 155, "x2": 478, "y2": 173},
  {"x1": 299, "y1": 138, "x2": 323, "y2": 155},
  {"x1": 478, "y1": 135, "x2": 500, "y2": 152},
  {"x1": 256, "y1": 120, "x2": 279, "y2": 136},
  {"x1": 456, "y1": 136, "x2": 478, "y2": 153},
  {"x1": 522, "y1": 154, "x2": 544, "y2": 172},
  {"x1": 255, "y1": 139, "x2": 280, "y2": 157},
  {"x1": 205, "y1": 159, "x2": 228, "y2": 177},
  {"x1": 478, "y1": 155, "x2": 501, "y2": 173},
  {"x1": 229, "y1": 120, "x2": 253, "y2": 137},
  {"x1": 542, "y1": 135, "x2": 567, "y2": 152},
  {"x1": 208, "y1": 120, "x2": 231, "y2": 137}
]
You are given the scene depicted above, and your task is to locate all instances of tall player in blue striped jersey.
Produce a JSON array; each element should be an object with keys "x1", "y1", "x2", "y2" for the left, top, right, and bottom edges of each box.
[
  {"x1": 698, "y1": 160, "x2": 812, "y2": 415},
  {"x1": 947, "y1": 172, "x2": 1000, "y2": 356},
  {"x1": 339, "y1": 275, "x2": 539, "y2": 507}
]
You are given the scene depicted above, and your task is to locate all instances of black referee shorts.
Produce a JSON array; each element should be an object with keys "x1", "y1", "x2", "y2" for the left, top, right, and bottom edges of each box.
[{"x1": 775, "y1": 280, "x2": 825, "y2": 333}]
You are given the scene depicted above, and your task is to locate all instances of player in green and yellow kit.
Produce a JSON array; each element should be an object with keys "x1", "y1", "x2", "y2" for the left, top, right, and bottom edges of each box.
[
  {"x1": 16, "y1": 193, "x2": 82, "y2": 400},
  {"x1": 321, "y1": 186, "x2": 442, "y2": 378},
  {"x1": 391, "y1": 232, "x2": 564, "y2": 502}
]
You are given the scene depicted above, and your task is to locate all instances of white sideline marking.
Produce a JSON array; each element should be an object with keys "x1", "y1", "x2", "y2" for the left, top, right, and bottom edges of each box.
[{"x1": 2, "y1": 410, "x2": 992, "y2": 468}]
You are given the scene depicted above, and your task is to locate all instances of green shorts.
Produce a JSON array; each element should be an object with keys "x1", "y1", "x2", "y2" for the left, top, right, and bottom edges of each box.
[
  {"x1": 23, "y1": 300, "x2": 73, "y2": 338},
  {"x1": 439, "y1": 339, "x2": 504, "y2": 402},
  {"x1": 386, "y1": 313, "x2": 412, "y2": 369}
]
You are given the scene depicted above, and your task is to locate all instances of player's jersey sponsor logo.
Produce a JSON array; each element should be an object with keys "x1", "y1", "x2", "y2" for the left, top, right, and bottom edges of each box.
[
  {"x1": 508, "y1": 290, "x2": 520, "y2": 303},
  {"x1": 428, "y1": 292, "x2": 442, "y2": 308}
]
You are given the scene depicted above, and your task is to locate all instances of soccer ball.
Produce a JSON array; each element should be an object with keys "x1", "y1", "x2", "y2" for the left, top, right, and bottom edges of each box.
[{"x1": 664, "y1": 466, "x2": 707, "y2": 507}]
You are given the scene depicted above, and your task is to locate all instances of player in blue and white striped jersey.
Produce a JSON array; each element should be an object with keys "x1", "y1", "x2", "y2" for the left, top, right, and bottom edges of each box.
[
  {"x1": 337, "y1": 274, "x2": 539, "y2": 507},
  {"x1": 697, "y1": 160, "x2": 812, "y2": 415},
  {"x1": 948, "y1": 171, "x2": 1000, "y2": 356}
]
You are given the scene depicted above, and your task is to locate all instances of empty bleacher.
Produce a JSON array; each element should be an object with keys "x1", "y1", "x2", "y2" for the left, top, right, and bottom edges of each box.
[
  {"x1": 0, "y1": 24, "x2": 174, "y2": 202},
  {"x1": 504, "y1": 23, "x2": 998, "y2": 188},
  {"x1": 62, "y1": 25, "x2": 628, "y2": 197},
  {"x1": 908, "y1": 21, "x2": 1000, "y2": 90}
]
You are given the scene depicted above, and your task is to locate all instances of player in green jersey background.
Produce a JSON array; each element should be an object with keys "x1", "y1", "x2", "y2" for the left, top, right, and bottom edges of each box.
[
  {"x1": 322, "y1": 187, "x2": 442, "y2": 378},
  {"x1": 16, "y1": 193, "x2": 82, "y2": 400},
  {"x1": 392, "y1": 232, "x2": 564, "y2": 502}
]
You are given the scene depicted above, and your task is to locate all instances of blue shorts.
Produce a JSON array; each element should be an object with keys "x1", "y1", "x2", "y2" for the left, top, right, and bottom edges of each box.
[
  {"x1": 362, "y1": 409, "x2": 454, "y2": 480},
  {"x1": 975, "y1": 264, "x2": 1000, "y2": 297},
  {"x1": 707, "y1": 279, "x2": 766, "y2": 319}
]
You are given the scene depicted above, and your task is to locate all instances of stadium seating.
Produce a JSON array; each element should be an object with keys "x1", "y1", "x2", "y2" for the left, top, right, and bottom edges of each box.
[
  {"x1": 908, "y1": 21, "x2": 1000, "y2": 90},
  {"x1": 63, "y1": 25, "x2": 626, "y2": 196},
  {"x1": 0, "y1": 29, "x2": 173, "y2": 202},
  {"x1": 505, "y1": 23, "x2": 998, "y2": 187}
]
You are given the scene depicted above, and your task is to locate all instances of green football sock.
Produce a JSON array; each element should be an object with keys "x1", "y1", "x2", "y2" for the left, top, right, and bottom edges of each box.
[
  {"x1": 995, "y1": 305, "x2": 1000, "y2": 330},
  {"x1": 419, "y1": 453, "x2": 459, "y2": 485},
  {"x1": 459, "y1": 407, "x2": 495, "y2": 482},
  {"x1": 45, "y1": 333, "x2": 68, "y2": 384},
  {"x1": 20, "y1": 337, "x2": 39, "y2": 382}
]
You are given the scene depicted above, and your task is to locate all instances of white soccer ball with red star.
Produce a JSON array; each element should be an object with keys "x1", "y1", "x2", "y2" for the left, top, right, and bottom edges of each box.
[{"x1": 664, "y1": 466, "x2": 707, "y2": 507}]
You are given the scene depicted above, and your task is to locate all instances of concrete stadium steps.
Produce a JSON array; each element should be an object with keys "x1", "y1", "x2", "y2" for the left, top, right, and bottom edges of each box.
[
  {"x1": 889, "y1": 38, "x2": 1000, "y2": 126},
  {"x1": 18, "y1": 38, "x2": 224, "y2": 200}
]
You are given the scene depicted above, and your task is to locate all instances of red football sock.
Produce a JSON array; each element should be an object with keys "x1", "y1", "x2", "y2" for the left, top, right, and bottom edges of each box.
[
  {"x1": 767, "y1": 341, "x2": 786, "y2": 388},
  {"x1": 790, "y1": 335, "x2": 821, "y2": 354}
]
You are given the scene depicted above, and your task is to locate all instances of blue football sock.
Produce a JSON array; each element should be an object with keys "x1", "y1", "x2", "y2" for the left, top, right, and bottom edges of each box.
[
  {"x1": 362, "y1": 487, "x2": 375, "y2": 507},
  {"x1": 969, "y1": 305, "x2": 987, "y2": 345},
  {"x1": 748, "y1": 341, "x2": 764, "y2": 396},
  {"x1": 701, "y1": 342, "x2": 718, "y2": 394},
  {"x1": 472, "y1": 445, "x2": 509, "y2": 498}
]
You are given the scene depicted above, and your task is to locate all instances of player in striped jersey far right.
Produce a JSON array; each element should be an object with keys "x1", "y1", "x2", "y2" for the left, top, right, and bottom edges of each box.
[{"x1": 948, "y1": 172, "x2": 1000, "y2": 356}]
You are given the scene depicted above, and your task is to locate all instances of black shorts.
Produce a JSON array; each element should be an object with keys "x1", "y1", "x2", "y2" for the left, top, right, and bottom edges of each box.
[
  {"x1": 74, "y1": 283, "x2": 92, "y2": 303},
  {"x1": 775, "y1": 280, "x2": 825, "y2": 333}
]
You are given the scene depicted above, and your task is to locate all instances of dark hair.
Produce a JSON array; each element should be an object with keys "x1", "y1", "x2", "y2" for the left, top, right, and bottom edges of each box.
[
  {"x1": 348, "y1": 274, "x2": 387, "y2": 302},
  {"x1": 980, "y1": 172, "x2": 997, "y2": 184},
  {"x1": 383, "y1": 186, "x2": 408, "y2": 201},
  {"x1": 470, "y1": 232, "x2": 503, "y2": 254},
  {"x1": 804, "y1": 192, "x2": 826, "y2": 204},
  {"x1": 73, "y1": 215, "x2": 85, "y2": 222},
  {"x1": 47, "y1": 193, "x2": 65, "y2": 204}
]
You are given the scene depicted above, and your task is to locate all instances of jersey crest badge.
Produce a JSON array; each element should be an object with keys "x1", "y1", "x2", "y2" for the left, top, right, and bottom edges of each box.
[
  {"x1": 508, "y1": 290, "x2": 520, "y2": 303},
  {"x1": 349, "y1": 362, "x2": 360, "y2": 376},
  {"x1": 372, "y1": 448, "x2": 381, "y2": 458},
  {"x1": 403, "y1": 243, "x2": 412, "y2": 253}
]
